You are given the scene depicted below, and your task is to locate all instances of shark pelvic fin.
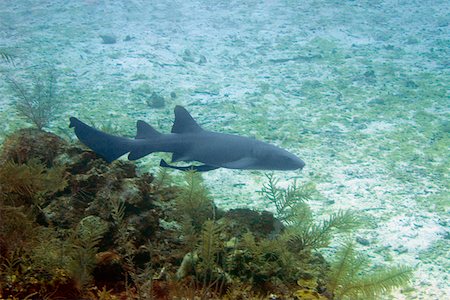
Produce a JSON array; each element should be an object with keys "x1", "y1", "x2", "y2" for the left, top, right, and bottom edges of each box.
[
  {"x1": 171, "y1": 105, "x2": 203, "y2": 134},
  {"x1": 171, "y1": 151, "x2": 192, "y2": 162}
]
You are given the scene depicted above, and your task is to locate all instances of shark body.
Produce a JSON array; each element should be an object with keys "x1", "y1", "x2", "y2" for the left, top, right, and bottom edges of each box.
[{"x1": 69, "y1": 106, "x2": 305, "y2": 172}]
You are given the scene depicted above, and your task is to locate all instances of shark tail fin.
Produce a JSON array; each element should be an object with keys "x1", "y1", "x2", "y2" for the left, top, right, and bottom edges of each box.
[{"x1": 69, "y1": 117, "x2": 131, "y2": 163}]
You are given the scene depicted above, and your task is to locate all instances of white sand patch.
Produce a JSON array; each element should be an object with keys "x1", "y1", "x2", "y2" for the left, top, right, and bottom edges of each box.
[
  {"x1": 381, "y1": 214, "x2": 444, "y2": 253},
  {"x1": 361, "y1": 121, "x2": 396, "y2": 134}
]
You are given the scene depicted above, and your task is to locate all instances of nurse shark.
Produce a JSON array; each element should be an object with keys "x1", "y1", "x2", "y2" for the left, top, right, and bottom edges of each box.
[{"x1": 69, "y1": 105, "x2": 305, "y2": 172}]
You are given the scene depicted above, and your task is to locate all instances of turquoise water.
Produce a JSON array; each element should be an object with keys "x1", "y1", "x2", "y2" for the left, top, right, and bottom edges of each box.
[{"x1": 0, "y1": 1, "x2": 448, "y2": 299}]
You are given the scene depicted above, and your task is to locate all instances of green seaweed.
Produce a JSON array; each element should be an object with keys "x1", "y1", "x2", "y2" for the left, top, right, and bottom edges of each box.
[
  {"x1": 153, "y1": 166, "x2": 173, "y2": 191},
  {"x1": 0, "y1": 159, "x2": 67, "y2": 208},
  {"x1": 175, "y1": 171, "x2": 214, "y2": 231},
  {"x1": 328, "y1": 241, "x2": 412, "y2": 300},
  {"x1": 5, "y1": 70, "x2": 60, "y2": 130},
  {"x1": 68, "y1": 216, "x2": 108, "y2": 290},
  {"x1": 0, "y1": 49, "x2": 14, "y2": 64},
  {"x1": 284, "y1": 210, "x2": 361, "y2": 252},
  {"x1": 0, "y1": 128, "x2": 418, "y2": 299},
  {"x1": 197, "y1": 220, "x2": 227, "y2": 297},
  {"x1": 259, "y1": 173, "x2": 315, "y2": 221},
  {"x1": 260, "y1": 174, "x2": 360, "y2": 251}
]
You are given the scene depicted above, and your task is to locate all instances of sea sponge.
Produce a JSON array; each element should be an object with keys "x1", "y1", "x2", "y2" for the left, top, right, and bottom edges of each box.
[{"x1": 293, "y1": 288, "x2": 327, "y2": 300}]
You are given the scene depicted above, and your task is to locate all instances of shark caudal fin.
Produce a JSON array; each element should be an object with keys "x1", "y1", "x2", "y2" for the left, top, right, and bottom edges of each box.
[{"x1": 69, "y1": 117, "x2": 131, "y2": 163}]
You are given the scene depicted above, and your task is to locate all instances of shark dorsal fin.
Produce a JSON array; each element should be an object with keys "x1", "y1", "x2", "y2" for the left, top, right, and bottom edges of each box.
[
  {"x1": 136, "y1": 120, "x2": 161, "y2": 139},
  {"x1": 171, "y1": 105, "x2": 203, "y2": 134}
]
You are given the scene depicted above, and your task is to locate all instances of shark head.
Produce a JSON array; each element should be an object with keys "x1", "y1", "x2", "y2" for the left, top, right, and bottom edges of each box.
[{"x1": 249, "y1": 143, "x2": 305, "y2": 171}]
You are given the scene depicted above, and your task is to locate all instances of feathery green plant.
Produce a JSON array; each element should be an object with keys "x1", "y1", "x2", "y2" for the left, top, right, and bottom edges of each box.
[
  {"x1": 284, "y1": 210, "x2": 361, "y2": 252},
  {"x1": 109, "y1": 197, "x2": 155, "y2": 299},
  {"x1": 5, "y1": 70, "x2": 59, "y2": 130},
  {"x1": 68, "y1": 216, "x2": 107, "y2": 290},
  {"x1": 260, "y1": 175, "x2": 361, "y2": 251},
  {"x1": 260, "y1": 173, "x2": 315, "y2": 221},
  {"x1": 0, "y1": 49, "x2": 14, "y2": 64},
  {"x1": 0, "y1": 159, "x2": 67, "y2": 208},
  {"x1": 110, "y1": 196, "x2": 126, "y2": 227},
  {"x1": 198, "y1": 220, "x2": 222, "y2": 272},
  {"x1": 154, "y1": 166, "x2": 173, "y2": 191},
  {"x1": 0, "y1": 206, "x2": 35, "y2": 257},
  {"x1": 196, "y1": 220, "x2": 228, "y2": 298},
  {"x1": 109, "y1": 196, "x2": 130, "y2": 253},
  {"x1": 328, "y1": 241, "x2": 412, "y2": 299},
  {"x1": 175, "y1": 170, "x2": 214, "y2": 231}
]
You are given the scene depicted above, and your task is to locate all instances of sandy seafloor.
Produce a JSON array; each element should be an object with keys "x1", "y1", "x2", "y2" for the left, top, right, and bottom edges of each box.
[{"x1": 0, "y1": 0, "x2": 449, "y2": 299}]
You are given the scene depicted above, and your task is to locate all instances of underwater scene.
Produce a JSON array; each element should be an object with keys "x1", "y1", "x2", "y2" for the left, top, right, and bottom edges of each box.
[{"x1": 0, "y1": 0, "x2": 448, "y2": 299}]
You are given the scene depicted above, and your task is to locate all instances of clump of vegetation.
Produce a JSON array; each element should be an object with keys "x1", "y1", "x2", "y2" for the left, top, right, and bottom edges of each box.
[
  {"x1": 0, "y1": 128, "x2": 413, "y2": 299},
  {"x1": 0, "y1": 49, "x2": 14, "y2": 64},
  {"x1": 283, "y1": 209, "x2": 361, "y2": 252},
  {"x1": 175, "y1": 170, "x2": 215, "y2": 231},
  {"x1": 153, "y1": 166, "x2": 173, "y2": 191},
  {"x1": 0, "y1": 206, "x2": 35, "y2": 257},
  {"x1": 0, "y1": 158, "x2": 67, "y2": 207},
  {"x1": 260, "y1": 172, "x2": 315, "y2": 221},
  {"x1": 328, "y1": 241, "x2": 413, "y2": 299},
  {"x1": 5, "y1": 70, "x2": 60, "y2": 130},
  {"x1": 68, "y1": 216, "x2": 108, "y2": 290},
  {"x1": 261, "y1": 174, "x2": 360, "y2": 252}
]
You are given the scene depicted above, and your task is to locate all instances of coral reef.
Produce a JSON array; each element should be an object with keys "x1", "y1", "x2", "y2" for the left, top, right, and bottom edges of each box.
[{"x1": 0, "y1": 129, "x2": 411, "y2": 299}]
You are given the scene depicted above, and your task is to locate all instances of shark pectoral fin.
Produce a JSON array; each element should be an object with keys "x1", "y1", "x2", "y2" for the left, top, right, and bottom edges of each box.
[
  {"x1": 160, "y1": 159, "x2": 218, "y2": 172},
  {"x1": 171, "y1": 152, "x2": 190, "y2": 162},
  {"x1": 221, "y1": 157, "x2": 258, "y2": 169}
]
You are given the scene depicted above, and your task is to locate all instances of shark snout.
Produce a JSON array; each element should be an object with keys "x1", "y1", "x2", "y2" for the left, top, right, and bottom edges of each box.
[
  {"x1": 295, "y1": 157, "x2": 306, "y2": 170},
  {"x1": 277, "y1": 150, "x2": 305, "y2": 170}
]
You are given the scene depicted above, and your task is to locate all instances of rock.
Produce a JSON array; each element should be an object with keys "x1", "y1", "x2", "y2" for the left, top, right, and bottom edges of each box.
[
  {"x1": 405, "y1": 80, "x2": 419, "y2": 88},
  {"x1": 182, "y1": 49, "x2": 195, "y2": 62},
  {"x1": 176, "y1": 252, "x2": 198, "y2": 279},
  {"x1": 223, "y1": 208, "x2": 283, "y2": 239},
  {"x1": 100, "y1": 35, "x2": 116, "y2": 44},
  {"x1": 368, "y1": 98, "x2": 385, "y2": 106},
  {"x1": 0, "y1": 128, "x2": 67, "y2": 167},
  {"x1": 394, "y1": 245, "x2": 408, "y2": 254},
  {"x1": 147, "y1": 92, "x2": 165, "y2": 108},
  {"x1": 132, "y1": 84, "x2": 165, "y2": 108},
  {"x1": 93, "y1": 251, "x2": 125, "y2": 290},
  {"x1": 197, "y1": 55, "x2": 207, "y2": 65},
  {"x1": 356, "y1": 236, "x2": 370, "y2": 246},
  {"x1": 78, "y1": 215, "x2": 109, "y2": 239},
  {"x1": 44, "y1": 195, "x2": 79, "y2": 227},
  {"x1": 118, "y1": 178, "x2": 144, "y2": 207},
  {"x1": 123, "y1": 35, "x2": 133, "y2": 42},
  {"x1": 127, "y1": 209, "x2": 160, "y2": 244}
]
